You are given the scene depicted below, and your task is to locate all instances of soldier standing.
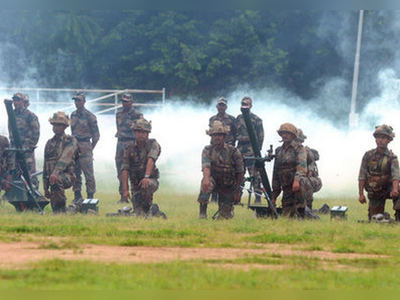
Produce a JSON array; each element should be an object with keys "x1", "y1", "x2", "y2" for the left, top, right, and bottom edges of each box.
[
  {"x1": 358, "y1": 125, "x2": 400, "y2": 221},
  {"x1": 121, "y1": 119, "x2": 161, "y2": 216},
  {"x1": 70, "y1": 92, "x2": 100, "y2": 201},
  {"x1": 8, "y1": 92, "x2": 40, "y2": 189},
  {"x1": 197, "y1": 121, "x2": 244, "y2": 219},
  {"x1": 271, "y1": 123, "x2": 308, "y2": 218},
  {"x1": 43, "y1": 112, "x2": 78, "y2": 213},
  {"x1": 236, "y1": 97, "x2": 264, "y2": 203},
  {"x1": 115, "y1": 93, "x2": 143, "y2": 203},
  {"x1": 0, "y1": 135, "x2": 12, "y2": 193},
  {"x1": 296, "y1": 129, "x2": 322, "y2": 209}
]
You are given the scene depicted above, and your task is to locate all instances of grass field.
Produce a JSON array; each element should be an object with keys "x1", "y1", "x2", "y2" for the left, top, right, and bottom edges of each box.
[{"x1": 0, "y1": 179, "x2": 400, "y2": 290}]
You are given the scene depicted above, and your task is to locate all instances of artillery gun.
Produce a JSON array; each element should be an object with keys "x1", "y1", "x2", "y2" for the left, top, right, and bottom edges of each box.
[
  {"x1": 2, "y1": 99, "x2": 49, "y2": 213},
  {"x1": 240, "y1": 105, "x2": 280, "y2": 218}
]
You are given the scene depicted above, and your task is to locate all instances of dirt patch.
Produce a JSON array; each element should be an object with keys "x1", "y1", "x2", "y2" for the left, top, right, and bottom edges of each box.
[{"x1": 0, "y1": 241, "x2": 387, "y2": 269}]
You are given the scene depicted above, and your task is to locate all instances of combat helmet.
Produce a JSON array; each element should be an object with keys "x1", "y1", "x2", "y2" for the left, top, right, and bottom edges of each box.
[
  {"x1": 277, "y1": 123, "x2": 298, "y2": 137},
  {"x1": 121, "y1": 92, "x2": 133, "y2": 102},
  {"x1": 49, "y1": 111, "x2": 70, "y2": 127},
  {"x1": 206, "y1": 120, "x2": 229, "y2": 136},
  {"x1": 131, "y1": 118, "x2": 152, "y2": 132},
  {"x1": 373, "y1": 124, "x2": 395, "y2": 140},
  {"x1": 296, "y1": 128, "x2": 307, "y2": 143}
]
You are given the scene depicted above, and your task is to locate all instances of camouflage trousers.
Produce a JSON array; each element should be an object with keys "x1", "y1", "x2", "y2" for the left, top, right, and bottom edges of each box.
[
  {"x1": 131, "y1": 178, "x2": 159, "y2": 216},
  {"x1": 73, "y1": 142, "x2": 96, "y2": 196},
  {"x1": 26, "y1": 150, "x2": 39, "y2": 190},
  {"x1": 239, "y1": 145, "x2": 262, "y2": 197},
  {"x1": 116, "y1": 140, "x2": 134, "y2": 196},
  {"x1": 302, "y1": 177, "x2": 320, "y2": 209},
  {"x1": 50, "y1": 172, "x2": 75, "y2": 214},
  {"x1": 368, "y1": 196, "x2": 400, "y2": 221},
  {"x1": 281, "y1": 177, "x2": 311, "y2": 218},
  {"x1": 197, "y1": 176, "x2": 236, "y2": 219}
]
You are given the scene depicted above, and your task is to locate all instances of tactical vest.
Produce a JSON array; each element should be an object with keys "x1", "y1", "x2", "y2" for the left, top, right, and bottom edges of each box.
[
  {"x1": 365, "y1": 153, "x2": 391, "y2": 196},
  {"x1": 209, "y1": 145, "x2": 236, "y2": 186},
  {"x1": 275, "y1": 146, "x2": 298, "y2": 187},
  {"x1": 128, "y1": 139, "x2": 161, "y2": 183}
]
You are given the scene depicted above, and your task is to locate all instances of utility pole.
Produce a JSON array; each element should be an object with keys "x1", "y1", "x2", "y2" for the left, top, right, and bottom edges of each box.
[{"x1": 349, "y1": 10, "x2": 364, "y2": 129}]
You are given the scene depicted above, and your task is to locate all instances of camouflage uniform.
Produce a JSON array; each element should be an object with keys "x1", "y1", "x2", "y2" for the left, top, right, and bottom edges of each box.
[
  {"x1": 70, "y1": 107, "x2": 100, "y2": 198},
  {"x1": 198, "y1": 144, "x2": 244, "y2": 219},
  {"x1": 115, "y1": 106, "x2": 143, "y2": 197},
  {"x1": 272, "y1": 124, "x2": 308, "y2": 218},
  {"x1": 8, "y1": 93, "x2": 40, "y2": 189},
  {"x1": 209, "y1": 114, "x2": 237, "y2": 146},
  {"x1": 43, "y1": 112, "x2": 78, "y2": 213},
  {"x1": 121, "y1": 137, "x2": 161, "y2": 216},
  {"x1": 236, "y1": 112, "x2": 264, "y2": 199},
  {"x1": 0, "y1": 135, "x2": 12, "y2": 190},
  {"x1": 359, "y1": 148, "x2": 400, "y2": 220}
]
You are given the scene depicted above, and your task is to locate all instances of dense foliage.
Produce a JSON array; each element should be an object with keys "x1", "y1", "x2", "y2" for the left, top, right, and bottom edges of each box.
[{"x1": 0, "y1": 10, "x2": 397, "y2": 105}]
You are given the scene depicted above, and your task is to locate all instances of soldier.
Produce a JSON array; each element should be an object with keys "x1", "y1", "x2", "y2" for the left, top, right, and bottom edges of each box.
[
  {"x1": 236, "y1": 97, "x2": 264, "y2": 203},
  {"x1": 271, "y1": 123, "x2": 308, "y2": 218},
  {"x1": 0, "y1": 135, "x2": 12, "y2": 193},
  {"x1": 358, "y1": 124, "x2": 400, "y2": 221},
  {"x1": 197, "y1": 121, "x2": 244, "y2": 219},
  {"x1": 296, "y1": 129, "x2": 322, "y2": 209},
  {"x1": 209, "y1": 97, "x2": 237, "y2": 203},
  {"x1": 70, "y1": 92, "x2": 100, "y2": 201},
  {"x1": 43, "y1": 112, "x2": 78, "y2": 213},
  {"x1": 115, "y1": 92, "x2": 143, "y2": 203},
  {"x1": 209, "y1": 97, "x2": 237, "y2": 146},
  {"x1": 8, "y1": 92, "x2": 40, "y2": 189},
  {"x1": 121, "y1": 118, "x2": 161, "y2": 216}
]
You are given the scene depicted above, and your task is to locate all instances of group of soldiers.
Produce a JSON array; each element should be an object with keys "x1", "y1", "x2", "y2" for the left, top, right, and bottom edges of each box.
[
  {"x1": 198, "y1": 96, "x2": 322, "y2": 219},
  {"x1": 0, "y1": 92, "x2": 399, "y2": 221},
  {"x1": 0, "y1": 92, "x2": 160, "y2": 215}
]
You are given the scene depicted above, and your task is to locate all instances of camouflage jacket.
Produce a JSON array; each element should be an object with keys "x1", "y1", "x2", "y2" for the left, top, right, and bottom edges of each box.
[
  {"x1": 236, "y1": 112, "x2": 264, "y2": 149},
  {"x1": 70, "y1": 108, "x2": 100, "y2": 144},
  {"x1": 202, "y1": 143, "x2": 244, "y2": 187},
  {"x1": 358, "y1": 148, "x2": 400, "y2": 195},
  {"x1": 272, "y1": 140, "x2": 307, "y2": 199},
  {"x1": 121, "y1": 139, "x2": 161, "y2": 184},
  {"x1": 0, "y1": 135, "x2": 12, "y2": 177},
  {"x1": 115, "y1": 108, "x2": 143, "y2": 140},
  {"x1": 43, "y1": 134, "x2": 78, "y2": 190},
  {"x1": 9, "y1": 108, "x2": 40, "y2": 149},
  {"x1": 209, "y1": 113, "x2": 237, "y2": 146}
]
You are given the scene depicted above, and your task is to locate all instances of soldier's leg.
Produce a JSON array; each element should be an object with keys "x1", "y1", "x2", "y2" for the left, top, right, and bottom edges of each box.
[
  {"x1": 217, "y1": 192, "x2": 234, "y2": 220},
  {"x1": 301, "y1": 177, "x2": 314, "y2": 209},
  {"x1": 50, "y1": 183, "x2": 67, "y2": 214},
  {"x1": 393, "y1": 198, "x2": 400, "y2": 221},
  {"x1": 115, "y1": 142, "x2": 127, "y2": 201},
  {"x1": 140, "y1": 178, "x2": 159, "y2": 215},
  {"x1": 247, "y1": 164, "x2": 262, "y2": 203},
  {"x1": 368, "y1": 198, "x2": 386, "y2": 220},
  {"x1": 281, "y1": 187, "x2": 297, "y2": 218},
  {"x1": 79, "y1": 143, "x2": 96, "y2": 198},
  {"x1": 73, "y1": 153, "x2": 83, "y2": 199},
  {"x1": 197, "y1": 176, "x2": 216, "y2": 219}
]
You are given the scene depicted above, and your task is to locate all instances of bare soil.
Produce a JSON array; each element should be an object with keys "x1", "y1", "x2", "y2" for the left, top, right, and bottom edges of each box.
[{"x1": 0, "y1": 241, "x2": 386, "y2": 270}]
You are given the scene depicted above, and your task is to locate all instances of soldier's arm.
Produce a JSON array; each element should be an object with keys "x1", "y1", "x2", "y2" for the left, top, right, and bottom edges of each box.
[
  {"x1": 30, "y1": 114, "x2": 40, "y2": 148},
  {"x1": 233, "y1": 148, "x2": 244, "y2": 187},
  {"x1": 390, "y1": 157, "x2": 400, "y2": 198},
  {"x1": 90, "y1": 114, "x2": 100, "y2": 149}
]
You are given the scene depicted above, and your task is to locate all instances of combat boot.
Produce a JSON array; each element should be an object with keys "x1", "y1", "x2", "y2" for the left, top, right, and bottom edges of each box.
[
  {"x1": 87, "y1": 192, "x2": 94, "y2": 199},
  {"x1": 199, "y1": 203, "x2": 208, "y2": 219},
  {"x1": 72, "y1": 191, "x2": 82, "y2": 204}
]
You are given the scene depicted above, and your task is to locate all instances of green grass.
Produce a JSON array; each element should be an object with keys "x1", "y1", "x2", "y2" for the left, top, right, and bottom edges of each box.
[{"x1": 1, "y1": 180, "x2": 400, "y2": 289}]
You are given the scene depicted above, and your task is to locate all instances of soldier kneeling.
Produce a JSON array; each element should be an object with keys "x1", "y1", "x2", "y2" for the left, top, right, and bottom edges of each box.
[
  {"x1": 358, "y1": 124, "x2": 400, "y2": 221},
  {"x1": 43, "y1": 112, "x2": 78, "y2": 213},
  {"x1": 197, "y1": 121, "x2": 244, "y2": 220}
]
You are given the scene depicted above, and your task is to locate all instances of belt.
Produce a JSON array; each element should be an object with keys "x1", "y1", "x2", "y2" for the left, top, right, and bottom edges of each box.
[
  {"x1": 76, "y1": 137, "x2": 91, "y2": 142},
  {"x1": 118, "y1": 137, "x2": 135, "y2": 142}
]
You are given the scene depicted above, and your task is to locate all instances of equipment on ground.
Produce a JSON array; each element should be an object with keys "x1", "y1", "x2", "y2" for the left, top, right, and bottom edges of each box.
[
  {"x1": 3, "y1": 99, "x2": 49, "y2": 213},
  {"x1": 330, "y1": 206, "x2": 348, "y2": 220}
]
